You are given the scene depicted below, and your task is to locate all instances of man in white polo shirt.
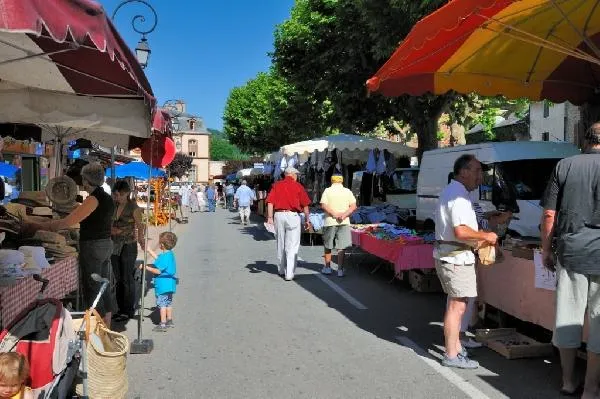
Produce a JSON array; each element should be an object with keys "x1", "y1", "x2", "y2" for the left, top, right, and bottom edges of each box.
[{"x1": 435, "y1": 154, "x2": 497, "y2": 369}]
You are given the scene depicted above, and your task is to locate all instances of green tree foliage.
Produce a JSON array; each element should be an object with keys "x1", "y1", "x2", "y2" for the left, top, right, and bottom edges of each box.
[
  {"x1": 167, "y1": 153, "x2": 193, "y2": 179},
  {"x1": 223, "y1": 70, "x2": 329, "y2": 154},
  {"x1": 210, "y1": 135, "x2": 250, "y2": 161}
]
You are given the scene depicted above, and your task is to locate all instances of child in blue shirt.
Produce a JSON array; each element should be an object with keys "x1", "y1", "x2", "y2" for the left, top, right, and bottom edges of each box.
[{"x1": 140, "y1": 231, "x2": 178, "y2": 332}]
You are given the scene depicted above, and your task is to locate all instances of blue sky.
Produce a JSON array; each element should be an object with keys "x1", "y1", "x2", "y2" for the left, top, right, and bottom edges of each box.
[{"x1": 101, "y1": 0, "x2": 294, "y2": 130}]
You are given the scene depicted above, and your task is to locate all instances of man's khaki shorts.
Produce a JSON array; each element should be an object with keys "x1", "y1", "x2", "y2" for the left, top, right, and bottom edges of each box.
[
  {"x1": 323, "y1": 225, "x2": 352, "y2": 250},
  {"x1": 435, "y1": 259, "x2": 477, "y2": 298},
  {"x1": 553, "y1": 265, "x2": 600, "y2": 353}
]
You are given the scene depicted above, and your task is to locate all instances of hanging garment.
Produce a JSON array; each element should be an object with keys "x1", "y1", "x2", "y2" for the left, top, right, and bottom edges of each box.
[
  {"x1": 384, "y1": 150, "x2": 397, "y2": 177},
  {"x1": 366, "y1": 150, "x2": 377, "y2": 173},
  {"x1": 376, "y1": 149, "x2": 387, "y2": 175},
  {"x1": 309, "y1": 150, "x2": 318, "y2": 168},
  {"x1": 335, "y1": 150, "x2": 343, "y2": 173}
]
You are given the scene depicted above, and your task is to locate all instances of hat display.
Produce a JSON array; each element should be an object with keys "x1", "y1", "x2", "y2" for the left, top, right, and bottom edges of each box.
[
  {"x1": 32, "y1": 207, "x2": 53, "y2": 217},
  {"x1": 45, "y1": 176, "x2": 78, "y2": 206},
  {"x1": 33, "y1": 230, "x2": 67, "y2": 246},
  {"x1": 18, "y1": 191, "x2": 49, "y2": 206}
]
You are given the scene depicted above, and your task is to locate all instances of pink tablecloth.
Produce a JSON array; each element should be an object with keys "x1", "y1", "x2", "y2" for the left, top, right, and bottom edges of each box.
[
  {"x1": 0, "y1": 257, "x2": 78, "y2": 328},
  {"x1": 355, "y1": 232, "x2": 434, "y2": 273},
  {"x1": 351, "y1": 230, "x2": 364, "y2": 246}
]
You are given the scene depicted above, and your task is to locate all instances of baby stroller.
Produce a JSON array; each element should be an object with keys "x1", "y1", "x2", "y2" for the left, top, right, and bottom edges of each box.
[
  {"x1": 0, "y1": 275, "x2": 77, "y2": 398},
  {"x1": 0, "y1": 273, "x2": 112, "y2": 398}
]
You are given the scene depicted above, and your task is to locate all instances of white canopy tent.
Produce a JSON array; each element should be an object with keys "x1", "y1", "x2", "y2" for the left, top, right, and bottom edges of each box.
[{"x1": 270, "y1": 133, "x2": 415, "y2": 163}]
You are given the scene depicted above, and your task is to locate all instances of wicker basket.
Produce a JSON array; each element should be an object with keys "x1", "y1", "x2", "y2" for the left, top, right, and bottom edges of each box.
[{"x1": 74, "y1": 310, "x2": 129, "y2": 399}]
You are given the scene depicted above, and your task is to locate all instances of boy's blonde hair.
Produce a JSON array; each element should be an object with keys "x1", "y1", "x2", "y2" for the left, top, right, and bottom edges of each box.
[
  {"x1": 159, "y1": 232, "x2": 177, "y2": 250},
  {"x1": 0, "y1": 352, "x2": 29, "y2": 385}
]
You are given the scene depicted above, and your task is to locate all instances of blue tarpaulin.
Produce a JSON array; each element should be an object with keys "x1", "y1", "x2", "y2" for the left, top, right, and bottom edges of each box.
[
  {"x1": 106, "y1": 162, "x2": 165, "y2": 179},
  {"x1": 0, "y1": 163, "x2": 18, "y2": 178}
]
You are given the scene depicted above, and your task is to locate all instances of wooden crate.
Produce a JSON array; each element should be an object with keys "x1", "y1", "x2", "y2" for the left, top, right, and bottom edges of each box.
[
  {"x1": 475, "y1": 328, "x2": 553, "y2": 359},
  {"x1": 408, "y1": 269, "x2": 442, "y2": 293}
]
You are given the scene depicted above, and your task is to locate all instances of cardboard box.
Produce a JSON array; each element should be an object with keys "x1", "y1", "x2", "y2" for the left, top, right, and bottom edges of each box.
[
  {"x1": 475, "y1": 328, "x2": 553, "y2": 359},
  {"x1": 408, "y1": 269, "x2": 442, "y2": 293}
]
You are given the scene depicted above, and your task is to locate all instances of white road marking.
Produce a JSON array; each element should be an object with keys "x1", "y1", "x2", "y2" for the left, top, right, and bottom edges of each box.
[
  {"x1": 396, "y1": 336, "x2": 491, "y2": 399},
  {"x1": 315, "y1": 274, "x2": 368, "y2": 310}
]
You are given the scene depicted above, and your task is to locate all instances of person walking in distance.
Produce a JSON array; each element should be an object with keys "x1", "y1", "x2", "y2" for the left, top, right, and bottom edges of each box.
[
  {"x1": 320, "y1": 174, "x2": 357, "y2": 277},
  {"x1": 434, "y1": 155, "x2": 497, "y2": 369},
  {"x1": 234, "y1": 180, "x2": 256, "y2": 225},
  {"x1": 541, "y1": 123, "x2": 600, "y2": 398},
  {"x1": 266, "y1": 167, "x2": 311, "y2": 281},
  {"x1": 206, "y1": 184, "x2": 216, "y2": 212},
  {"x1": 225, "y1": 182, "x2": 236, "y2": 210}
]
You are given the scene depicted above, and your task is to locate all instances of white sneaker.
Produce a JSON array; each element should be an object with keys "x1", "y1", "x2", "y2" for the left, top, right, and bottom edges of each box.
[
  {"x1": 461, "y1": 338, "x2": 483, "y2": 349},
  {"x1": 321, "y1": 266, "x2": 333, "y2": 275},
  {"x1": 337, "y1": 269, "x2": 345, "y2": 277}
]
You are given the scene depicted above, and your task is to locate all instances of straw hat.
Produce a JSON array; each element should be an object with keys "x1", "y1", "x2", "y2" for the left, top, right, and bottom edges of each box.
[
  {"x1": 33, "y1": 230, "x2": 67, "y2": 246},
  {"x1": 45, "y1": 176, "x2": 78, "y2": 205},
  {"x1": 32, "y1": 207, "x2": 52, "y2": 217}
]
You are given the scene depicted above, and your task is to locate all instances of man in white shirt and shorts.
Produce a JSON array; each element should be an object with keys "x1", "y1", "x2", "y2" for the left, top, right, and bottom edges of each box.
[{"x1": 434, "y1": 154, "x2": 497, "y2": 369}]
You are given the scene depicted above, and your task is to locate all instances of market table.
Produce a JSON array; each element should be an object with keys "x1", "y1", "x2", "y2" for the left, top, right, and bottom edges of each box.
[
  {"x1": 351, "y1": 229, "x2": 434, "y2": 276},
  {"x1": 0, "y1": 257, "x2": 78, "y2": 328}
]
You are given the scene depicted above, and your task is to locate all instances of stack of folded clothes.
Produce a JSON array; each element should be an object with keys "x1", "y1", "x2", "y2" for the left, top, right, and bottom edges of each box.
[
  {"x1": 349, "y1": 204, "x2": 412, "y2": 226},
  {"x1": 19, "y1": 246, "x2": 50, "y2": 274}
]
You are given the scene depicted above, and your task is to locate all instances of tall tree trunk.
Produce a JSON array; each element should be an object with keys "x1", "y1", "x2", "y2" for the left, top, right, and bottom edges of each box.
[{"x1": 414, "y1": 118, "x2": 439, "y2": 160}]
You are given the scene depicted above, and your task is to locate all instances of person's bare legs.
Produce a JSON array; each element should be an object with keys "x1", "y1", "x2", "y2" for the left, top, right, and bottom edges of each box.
[
  {"x1": 558, "y1": 348, "x2": 578, "y2": 393},
  {"x1": 337, "y1": 249, "x2": 345, "y2": 270},
  {"x1": 324, "y1": 249, "x2": 332, "y2": 267},
  {"x1": 103, "y1": 312, "x2": 112, "y2": 329},
  {"x1": 444, "y1": 297, "x2": 466, "y2": 358},
  {"x1": 166, "y1": 307, "x2": 173, "y2": 323},
  {"x1": 582, "y1": 352, "x2": 600, "y2": 399},
  {"x1": 159, "y1": 307, "x2": 167, "y2": 325}
]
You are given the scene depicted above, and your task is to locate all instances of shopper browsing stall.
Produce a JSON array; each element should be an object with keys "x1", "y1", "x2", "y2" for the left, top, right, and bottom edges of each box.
[
  {"x1": 434, "y1": 155, "x2": 497, "y2": 369},
  {"x1": 266, "y1": 167, "x2": 311, "y2": 281},
  {"x1": 320, "y1": 174, "x2": 357, "y2": 277},
  {"x1": 541, "y1": 123, "x2": 600, "y2": 399},
  {"x1": 111, "y1": 180, "x2": 145, "y2": 321},
  {"x1": 42, "y1": 163, "x2": 117, "y2": 327},
  {"x1": 234, "y1": 180, "x2": 256, "y2": 225}
]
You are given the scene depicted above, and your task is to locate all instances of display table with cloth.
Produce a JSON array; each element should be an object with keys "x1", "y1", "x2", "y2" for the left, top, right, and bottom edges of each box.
[
  {"x1": 0, "y1": 257, "x2": 78, "y2": 328},
  {"x1": 476, "y1": 251, "x2": 594, "y2": 341},
  {"x1": 350, "y1": 227, "x2": 435, "y2": 275}
]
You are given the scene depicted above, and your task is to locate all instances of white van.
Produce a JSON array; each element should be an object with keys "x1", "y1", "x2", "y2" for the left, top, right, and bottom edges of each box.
[{"x1": 416, "y1": 141, "x2": 581, "y2": 237}]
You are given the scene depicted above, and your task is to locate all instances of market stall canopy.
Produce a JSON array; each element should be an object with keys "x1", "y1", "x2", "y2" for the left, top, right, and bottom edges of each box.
[
  {"x1": 106, "y1": 162, "x2": 165, "y2": 180},
  {"x1": 0, "y1": 0, "x2": 154, "y2": 138},
  {"x1": 236, "y1": 168, "x2": 253, "y2": 179},
  {"x1": 278, "y1": 134, "x2": 415, "y2": 162},
  {"x1": 366, "y1": 0, "x2": 600, "y2": 104}
]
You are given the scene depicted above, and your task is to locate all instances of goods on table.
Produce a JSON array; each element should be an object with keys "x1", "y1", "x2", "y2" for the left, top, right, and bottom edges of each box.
[
  {"x1": 350, "y1": 204, "x2": 412, "y2": 225},
  {"x1": 353, "y1": 223, "x2": 435, "y2": 245}
]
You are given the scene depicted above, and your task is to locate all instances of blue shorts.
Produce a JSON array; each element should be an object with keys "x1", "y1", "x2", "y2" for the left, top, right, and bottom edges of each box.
[{"x1": 156, "y1": 293, "x2": 173, "y2": 308}]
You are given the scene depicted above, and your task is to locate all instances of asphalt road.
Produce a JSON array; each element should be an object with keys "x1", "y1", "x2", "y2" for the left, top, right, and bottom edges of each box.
[{"x1": 120, "y1": 207, "x2": 570, "y2": 399}]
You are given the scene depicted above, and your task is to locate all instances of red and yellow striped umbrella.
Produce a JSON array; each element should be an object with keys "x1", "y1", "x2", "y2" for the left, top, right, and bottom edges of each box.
[{"x1": 366, "y1": 0, "x2": 600, "y2": 104}]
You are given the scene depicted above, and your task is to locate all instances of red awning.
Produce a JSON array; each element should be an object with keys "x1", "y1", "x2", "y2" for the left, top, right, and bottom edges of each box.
[{"x1": 0, "y1": 0, "x2": 154, "y2": 103}]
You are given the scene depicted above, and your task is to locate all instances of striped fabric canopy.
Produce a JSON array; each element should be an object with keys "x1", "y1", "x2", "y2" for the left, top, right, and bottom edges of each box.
[{"x1": 367, "y1": 0, "x2": 600, "y2": 104}]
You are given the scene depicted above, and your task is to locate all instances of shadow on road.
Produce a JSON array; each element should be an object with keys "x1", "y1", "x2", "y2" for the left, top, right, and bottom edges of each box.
[
  {"x1": 290, "y1": 258, "x2": 564, "y2": 399},
  {"x1": 246, "y1": 260, "x2": 279, "y2": 275}
]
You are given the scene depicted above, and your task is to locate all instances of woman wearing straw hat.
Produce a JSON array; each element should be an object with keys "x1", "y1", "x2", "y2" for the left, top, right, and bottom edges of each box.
[{"x1": 42, "y1": 162, "x2": 117, "y2": 326}]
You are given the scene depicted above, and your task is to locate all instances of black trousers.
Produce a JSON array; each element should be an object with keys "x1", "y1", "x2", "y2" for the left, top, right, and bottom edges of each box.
[{"x1": 111, "y1": 242, "x2": 139, "y2": 317}]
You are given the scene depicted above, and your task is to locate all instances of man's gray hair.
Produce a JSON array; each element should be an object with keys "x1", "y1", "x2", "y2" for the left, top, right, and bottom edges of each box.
[
  {"x1": 453, "y1": 154, "x2": 477, "y2": 177},
  {"x1": 81, "y1": 162, "x2": 105, "y2": 186},
  {"x1": 585, "y1": 122, "x2": 600, "y2": 145}
]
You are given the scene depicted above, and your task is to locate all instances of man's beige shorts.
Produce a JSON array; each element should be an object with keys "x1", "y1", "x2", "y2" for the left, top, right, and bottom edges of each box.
[{"x1": 435, "y1": 259, "x2": 477, "y2": 298}]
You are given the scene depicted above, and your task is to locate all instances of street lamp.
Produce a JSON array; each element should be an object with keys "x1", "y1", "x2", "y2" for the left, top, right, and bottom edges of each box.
[{"x1": 112, "y1": 0, "x2": 157, "y2": 69}]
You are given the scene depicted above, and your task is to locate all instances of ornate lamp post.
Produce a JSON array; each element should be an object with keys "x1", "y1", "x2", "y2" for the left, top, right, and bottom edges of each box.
[{"x1": 112, "y1": 0, "x2": 157, "y2": 69}]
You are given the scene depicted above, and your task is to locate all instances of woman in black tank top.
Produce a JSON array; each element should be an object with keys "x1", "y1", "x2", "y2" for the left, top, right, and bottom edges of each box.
[{"x1": 42, "y1": 163, "x2": 117, "y2": 326}]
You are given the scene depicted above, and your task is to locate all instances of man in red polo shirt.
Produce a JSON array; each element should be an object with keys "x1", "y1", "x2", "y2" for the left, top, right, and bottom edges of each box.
[{"x1": 266, "y1": 166, "x2": 311, "y2": 281}]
